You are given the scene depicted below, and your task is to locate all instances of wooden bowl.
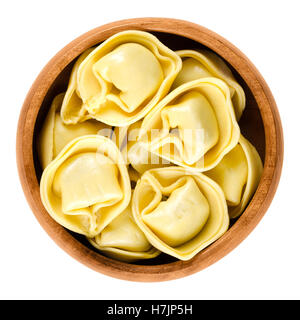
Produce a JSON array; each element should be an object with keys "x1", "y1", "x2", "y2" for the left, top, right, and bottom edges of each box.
[{"x1": 16, "y1": 18, "x2": 283, "y2": 282}]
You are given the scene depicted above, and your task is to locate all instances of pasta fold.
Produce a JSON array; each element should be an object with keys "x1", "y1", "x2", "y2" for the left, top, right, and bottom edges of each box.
[
  {"x1": 88, "y1": 198, "x2": 160, "y2": 262},
  {"x1": 60, "y1": 49, "x2": 94, "y2": 124}
]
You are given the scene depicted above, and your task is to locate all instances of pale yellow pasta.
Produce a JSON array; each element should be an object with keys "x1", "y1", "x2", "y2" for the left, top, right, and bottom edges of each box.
[
  {"x1": 172, "y1": 49, "x2": 246, "y2": 120},
  {"x1": 88, "y1": 198, "x2": 160, "y2": 262},
  {"x1": 128, "y1": 142, "x2": 172, "y2": 175},
  {"x1": 60, "y1": 49, "x2": 94, "y2": 124},
  {"x1": 113, "y1": 120, "x2": 171, "y2": 175},
  {"x1": 138, "y1": 78, "x2": 240, "y2": 172},
  {"x1": 40, "y1": 135, "x2": 131, "y2": 237},
  {"x1": 38, "y1": 93, "x2": 111, "y2": 169},
  {"x1": 37, "y1": 31, "x2": 262, "y2": 264},
  {"x1": 132, "y1": 167, "x2": 229, "y2": 260},
  {"x1": 205, "y1": 135, "x2": 263, "y2": 218},
  {"x1": 75, "y1": 30, "x2": 182, "y2": 126}
]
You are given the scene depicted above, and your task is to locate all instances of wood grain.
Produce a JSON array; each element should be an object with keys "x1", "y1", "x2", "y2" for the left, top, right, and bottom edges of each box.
[{"x1": 16, "y1": 18, "x2": 283, "y2": 282}]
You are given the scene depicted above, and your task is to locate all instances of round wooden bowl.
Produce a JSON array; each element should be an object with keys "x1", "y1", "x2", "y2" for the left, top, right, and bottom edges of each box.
[{"x1": 16, "y1": 18, "x2": 283, "y2": 282}]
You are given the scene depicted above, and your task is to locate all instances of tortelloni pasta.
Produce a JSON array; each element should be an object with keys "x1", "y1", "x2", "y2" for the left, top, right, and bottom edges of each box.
[
  {"x1": 172, "y1": 49, "x2": 246, "y2": 120},
  {"x1": 138, "y1": 78, "x2": 240, "y2": 172},
  {"x1": 88, "y1": 198, "x2": 160, "y2": 262},
  {"x1": 38, "y1": 92, "x2": 111, "y2": 169},
  {"x1": 205, "y1": 135, "x2": 263, "y2": 218},
  {"x1": 37, "y1": 29, "x2": 263, "y2": 265},
  {"x1": 132, "y1": 167, "x2": 229, "y2": 260},
  {"x1": 40, "y1": 135, "x2": 131, "y2": 237},
  {"x1": 73, "y1": 30, "x2": 182, "y2": 126}
]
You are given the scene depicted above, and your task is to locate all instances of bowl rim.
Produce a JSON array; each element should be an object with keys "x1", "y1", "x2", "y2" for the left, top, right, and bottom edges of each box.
[{"x1": 16, "y1": 17, "x2": 284, "y2": 282}]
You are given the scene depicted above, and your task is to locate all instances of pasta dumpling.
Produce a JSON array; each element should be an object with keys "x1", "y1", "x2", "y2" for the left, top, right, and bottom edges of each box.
[
  {"x1": 172, "y1": 49, "x2": 246, "y2": 120},
  {"x1": 38, "y1": 93, "x2": 111, "y2": 169},
  {"x1": 132, "y1": 167, "x2": 229, "y2": 260},
  {"x1": 37, "y1": 29, "x2": 263, "y2": 265},
  {"x1": 205, "y1": 135, "x2": 263, "y2": 218},
  {"x1": 88, "y1": 198, "x2": 160, "y2": 262},
  {"x1": 40, "y1": 135, "x2": 131, "y2": 237},
  {"x1": 138, "y1": 78, "x2": 240, "y2": 172},
  {"x1": 75, "y1": 30, "x2": 182, "y2": 126}
]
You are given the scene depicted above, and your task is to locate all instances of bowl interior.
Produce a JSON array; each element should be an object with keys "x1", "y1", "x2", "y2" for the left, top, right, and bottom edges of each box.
[{"x1": 32, "y1": 31, "x2": 265, "y2": 266}]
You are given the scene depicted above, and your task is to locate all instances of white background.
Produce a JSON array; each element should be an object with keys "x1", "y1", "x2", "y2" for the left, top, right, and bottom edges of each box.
[{"x1": 1, "y1": 0, "x2": 299, "y2": 300}]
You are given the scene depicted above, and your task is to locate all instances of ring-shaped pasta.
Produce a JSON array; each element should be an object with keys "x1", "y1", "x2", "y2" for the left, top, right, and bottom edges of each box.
[
  {"x1": 132, "y1": 167, "x2": 229, "y2": 260},
  {"x1": 75, "y1": 30, "x2": 182, "y2": 126},
  {"x1": 40, "y1": 135, "x2": 131, "y2": 237},
  {"x1": 138, "y1": 78, "x2": 240, "y2": 172}
]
